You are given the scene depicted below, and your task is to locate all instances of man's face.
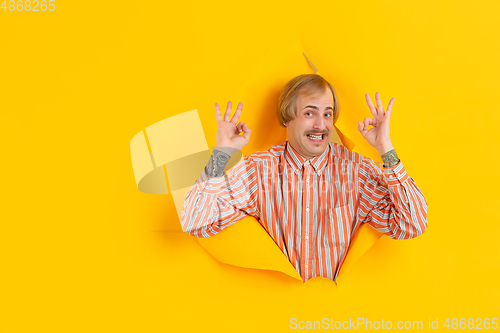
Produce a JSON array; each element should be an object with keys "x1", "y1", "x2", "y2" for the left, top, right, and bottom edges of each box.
[{"x1": 284, "y1": 87, "x2": 334, "y2": 160}]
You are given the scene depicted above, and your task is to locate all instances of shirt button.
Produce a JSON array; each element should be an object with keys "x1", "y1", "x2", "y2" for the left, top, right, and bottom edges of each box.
[
  {"x1": 305, "y1": 263, "x2": 308, "y2": 269},
  {"x1": 389, "y1": 175, "x2": 394, "y2": 178},
  {"x1": 305, "y1": 235, "x2": 309, "y2": 240},
  {"x1": 306, "y1": 207, "x2": 309, "y2": 212},
  {"x1": 306, "y1": 179, "x2": 309, "y2": 183}
]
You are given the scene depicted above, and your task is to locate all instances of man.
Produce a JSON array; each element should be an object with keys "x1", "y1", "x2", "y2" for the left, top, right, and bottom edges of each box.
[{"x1": 181, "y1": 74, "x2": 427, "y2": 283}]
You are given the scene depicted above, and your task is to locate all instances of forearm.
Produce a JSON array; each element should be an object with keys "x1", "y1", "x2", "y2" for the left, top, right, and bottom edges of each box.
[
  {"x1": 181, "y1": 170, "x2": 227, "y2": 237},
  {"x1": 182, "y1": 149, "x2": 257, "y2": 237},
  {"x1": 384, "y1": 178, "x2": 428, "y2": 239},
  {"x1": 205, "y1": 147, "x2": 239, "y2": 178},
  {"x1": 360, "y1": 158, "x2": 428, "y2": 239},
  {"x1": 380, "y1": 148, "x2": 400, "y2": 168},
  {"x1": 383, "y1": 162, "x2": 428, "y2": 238}
]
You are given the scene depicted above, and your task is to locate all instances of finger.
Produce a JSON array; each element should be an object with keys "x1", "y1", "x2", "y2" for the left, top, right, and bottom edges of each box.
[
  {"x1": 242, "y1": 123, "x2": 252, "y2": 141},
  {"x1": 375, "y1": 92, "x2": 385, "y2": 114},
  {"x1": 230, "y1": 102, "x2": 243, "y2": 125},
  {"x1": 385, "y1": 98, "x2": 395, "y2": 121},
  {"x1": 358, "y1": 121, "x2": 367, "y2": 137},
  {"x1": 215, "y1": 103, "x2": 223, "y2": 122},
  {"x1": 365, "y1": 94, "x2": 378, "y2": 116},
  {"x1": 357, "y1": 121, "x2": 364, "y2": 132},
  {"x1": 363, "y1": 117, "x2": 374, "y2": 131},
  {"x1": 236, "y1": 121, "x2": 245, "y2": 134},
  {"x1": 224, "y1": 101, "x2": 232, "y2": 122}
]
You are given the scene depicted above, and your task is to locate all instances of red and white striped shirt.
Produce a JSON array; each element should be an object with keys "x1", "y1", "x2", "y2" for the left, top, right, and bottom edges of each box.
[{"x1": 181, "y1": 141, "x2": 428, "y2": 283}]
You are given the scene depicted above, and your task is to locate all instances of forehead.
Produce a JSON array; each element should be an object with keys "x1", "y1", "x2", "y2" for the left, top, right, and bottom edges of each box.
[{"x1": 297, "y1": 86, "x2": 333, "y2": 106}]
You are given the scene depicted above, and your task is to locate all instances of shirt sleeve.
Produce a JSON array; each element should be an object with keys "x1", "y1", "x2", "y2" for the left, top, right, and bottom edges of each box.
[
  {"x1": 180, "y1": 155, "x2": 260, "y2": 238},
  {"x1": 357, "y1": 157, "x2": 428, "y2": 239}
]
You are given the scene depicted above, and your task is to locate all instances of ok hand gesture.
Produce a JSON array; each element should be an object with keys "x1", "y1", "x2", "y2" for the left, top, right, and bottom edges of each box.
[
  {"x1": 215, "y1": 101, "x2": 252, "y2": 151},
  {"x1": 357, "y1": 92, "x2": 395, "y2": 155}
]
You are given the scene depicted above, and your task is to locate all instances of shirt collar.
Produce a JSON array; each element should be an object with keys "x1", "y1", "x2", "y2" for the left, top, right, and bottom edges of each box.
[{"x1": 284, "y1": 141, "x2": 330, "y2": 175}]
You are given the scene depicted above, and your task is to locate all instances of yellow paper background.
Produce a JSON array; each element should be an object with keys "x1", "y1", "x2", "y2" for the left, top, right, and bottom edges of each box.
[{"x1": 1, "y1": 1, "x2": 499, "y2": 332}]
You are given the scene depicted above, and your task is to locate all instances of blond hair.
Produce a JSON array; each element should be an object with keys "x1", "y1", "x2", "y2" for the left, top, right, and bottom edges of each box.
[{"x1": 277, "y1": 74, "x2": 339, "y2": 127}]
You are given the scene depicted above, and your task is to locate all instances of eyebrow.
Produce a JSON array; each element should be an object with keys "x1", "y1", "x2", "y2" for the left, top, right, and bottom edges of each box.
[{"x1": 303, "y1": 105, "x2": 334, "y2": 111}]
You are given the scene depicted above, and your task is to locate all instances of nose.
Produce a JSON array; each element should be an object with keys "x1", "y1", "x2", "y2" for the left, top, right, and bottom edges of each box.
[{"x1": 312, "y1": 116, "x2": 326, "y2": 132}]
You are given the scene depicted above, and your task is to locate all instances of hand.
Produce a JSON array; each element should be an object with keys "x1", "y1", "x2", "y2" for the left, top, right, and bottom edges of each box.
[
  {"x1": 357, "y1": 92, "x2": 395, "y2": 155},
  {"x1": 214, "y1": 101, "x2": 252, "y2": 150}
]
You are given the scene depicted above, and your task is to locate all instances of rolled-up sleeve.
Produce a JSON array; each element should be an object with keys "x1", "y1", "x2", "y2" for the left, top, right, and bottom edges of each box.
[
  {"x1": 357, "y1": 157, "x2": 428, "y2": 239},
  {"x1": 181, "y1": 156, "x2": 260, "y2": 237}
]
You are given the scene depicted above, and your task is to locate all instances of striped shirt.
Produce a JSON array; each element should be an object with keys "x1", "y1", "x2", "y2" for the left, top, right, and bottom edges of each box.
[{"x1": 181, "y1": 141, "x2": 428, "y2": 283}]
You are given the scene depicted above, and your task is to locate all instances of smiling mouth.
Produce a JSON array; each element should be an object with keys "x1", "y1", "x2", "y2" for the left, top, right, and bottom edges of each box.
[{"x1": 306, "y1": 133, "x2": 325, "y2": 141}]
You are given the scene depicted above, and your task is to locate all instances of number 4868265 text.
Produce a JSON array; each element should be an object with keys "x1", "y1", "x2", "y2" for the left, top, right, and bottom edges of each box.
[{"x1": 1, "y1": 0, "x2": 55, "y2": 11}]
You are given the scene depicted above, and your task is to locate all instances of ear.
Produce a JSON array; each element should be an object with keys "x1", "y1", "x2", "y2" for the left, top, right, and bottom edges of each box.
[{"x1": 283, "y1": 122, "x2": 289, "y2": 127}]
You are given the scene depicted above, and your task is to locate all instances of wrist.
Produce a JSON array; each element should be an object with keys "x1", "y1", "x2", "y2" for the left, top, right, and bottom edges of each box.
[
  {"x1": 377, "y1": 145, "x2": 395, "y2": 156},
  {"x1": 214, "y1": 146, "x2": 240, "y2": 157},
  {"x1": 205, "y1": 149, "x2": 233, "y2": 178},
  {"x1": 380, "y1": 148, "x2": 400, "y2": 168}
]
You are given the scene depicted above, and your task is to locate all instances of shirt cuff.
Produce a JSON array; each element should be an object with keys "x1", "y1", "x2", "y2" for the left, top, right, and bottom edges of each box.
[
  {"x1": 382, "y1": 160, "x2": 409, "y2": 186},
  {"x1": 199, "y1": 167, "x2": 226, "y2": 194}
]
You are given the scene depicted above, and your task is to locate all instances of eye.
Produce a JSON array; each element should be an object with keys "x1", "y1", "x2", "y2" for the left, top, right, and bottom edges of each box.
[
  {"x1": 305, "y1": 112, "x2": 313, "y2": 116},
  {"x1": 324, "y1": 113, "x2": 332, "y2": 117}
]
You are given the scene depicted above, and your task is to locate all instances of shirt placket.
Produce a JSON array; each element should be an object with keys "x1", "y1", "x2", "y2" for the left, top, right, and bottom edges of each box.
[{"x1": 301, "y1": 160, "x2": 313, "y2": 280}]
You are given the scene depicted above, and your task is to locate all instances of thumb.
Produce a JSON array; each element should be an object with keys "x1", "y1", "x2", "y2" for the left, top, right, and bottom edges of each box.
[
  {"x1": 358, "y1": 121, "x2": 367, "y2": 137},
  {"x1": 242, "y1": 123, "x2": 252, "y2": 141}
]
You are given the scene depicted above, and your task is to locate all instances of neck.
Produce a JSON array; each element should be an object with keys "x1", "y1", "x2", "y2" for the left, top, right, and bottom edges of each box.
[{"x1": 287, "y1": 141, "x2": 325, "y2": 161}]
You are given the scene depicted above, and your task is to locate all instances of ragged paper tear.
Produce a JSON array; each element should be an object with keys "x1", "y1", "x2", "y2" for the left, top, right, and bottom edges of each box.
[{"x1": 130, "y1": 40, "x2": 383, "y2": 282}]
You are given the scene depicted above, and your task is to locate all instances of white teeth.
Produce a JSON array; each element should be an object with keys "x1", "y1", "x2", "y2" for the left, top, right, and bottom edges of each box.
[{"x1": 307, "y1": 134, "x2": 322, "y2": 140}]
